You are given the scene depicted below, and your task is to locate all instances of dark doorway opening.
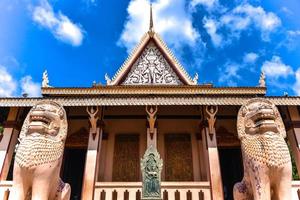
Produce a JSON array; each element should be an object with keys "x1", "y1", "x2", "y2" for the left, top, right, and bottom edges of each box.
[
  {"x1": 219, "y1": 148, "x2": 243, "y2": 200},
  {"x1": 62, "y1": 148, "x2": 87, "y2": 200}
]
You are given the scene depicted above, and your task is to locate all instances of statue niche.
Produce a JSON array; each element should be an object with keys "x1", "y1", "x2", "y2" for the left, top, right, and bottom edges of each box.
[
  {"x1": 233, "y1": 98, "x2": 292, "y2": 200},
  {"x1": 141, "y1": 145, "x2": 163, "y2": 200},
  {"x1": 11, "y1": 101, "x2": 71, "y2": 200}
]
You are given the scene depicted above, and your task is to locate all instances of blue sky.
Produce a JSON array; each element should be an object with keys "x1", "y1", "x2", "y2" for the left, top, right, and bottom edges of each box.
[{"x1": 0, "y1": 0, "x2": 299, "y2": 97}]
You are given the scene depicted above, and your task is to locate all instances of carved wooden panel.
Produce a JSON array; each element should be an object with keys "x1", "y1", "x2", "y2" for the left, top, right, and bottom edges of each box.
[
  {"x1": 122, "y1": 42, "x2": 182, "y2": 85},
  {"x1": 112, "y1": 134, "x2": 140, "y2": 181},
  {"x1": 165, "y1": 134, "x2": 193, "y2": 181}
]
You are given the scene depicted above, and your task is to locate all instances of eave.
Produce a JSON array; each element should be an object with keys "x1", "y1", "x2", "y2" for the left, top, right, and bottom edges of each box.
[
  {"x1": 41, "y1": 85, "x2": 266, "y2": 96},
  {"x1": 0, "y1": 96, "x2": 299, "y2": 107}
]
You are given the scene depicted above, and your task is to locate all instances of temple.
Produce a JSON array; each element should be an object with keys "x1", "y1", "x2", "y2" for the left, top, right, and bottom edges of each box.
[{"x1": 0, "y1": 6, "x2": 300, "y2": 200}]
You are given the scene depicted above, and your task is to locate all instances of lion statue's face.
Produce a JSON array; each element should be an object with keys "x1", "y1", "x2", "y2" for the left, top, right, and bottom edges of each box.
[
  {"x1": 237, "y1": 98, "x2": 285, "y2": 139},
  {"x1": 16, "y1": 101, "x2": 68, "y2": 168},
  {"x1": 28, "y1": 103, "x2": 64, "y2": 136}
]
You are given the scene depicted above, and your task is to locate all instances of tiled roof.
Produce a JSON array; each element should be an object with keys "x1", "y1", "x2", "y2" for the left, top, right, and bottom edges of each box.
[{"x1": 0, "y1": 96, "x2": 298, "y2": 107}]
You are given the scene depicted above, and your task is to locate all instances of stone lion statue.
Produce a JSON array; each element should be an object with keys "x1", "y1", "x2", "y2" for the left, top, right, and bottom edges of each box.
[
  {"x1": 233, "y1": 98, "x2": 292, "y2": 200},
  {"x1": 11, "y1": 101, "x2": 71, "y2": 200}
]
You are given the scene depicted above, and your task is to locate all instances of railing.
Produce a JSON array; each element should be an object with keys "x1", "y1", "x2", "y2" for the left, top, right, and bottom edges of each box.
[
  {"x1": 0, "y1": 181, "x2": 12, "y2": 200},
  {"x1": 94, "y1": 182, "x2": 211, "y2": 200},
  {"x1": 1, "y1": 181, "x2": 300, "y2": 199},
  {"x1": 293, "y1": 181, "x2": 300, "y2": 200}
]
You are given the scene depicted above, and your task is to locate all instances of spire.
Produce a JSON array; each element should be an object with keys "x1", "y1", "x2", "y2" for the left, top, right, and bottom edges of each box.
[{"x1": 149, "y1": 3, "x2": 154, "y2": 32}]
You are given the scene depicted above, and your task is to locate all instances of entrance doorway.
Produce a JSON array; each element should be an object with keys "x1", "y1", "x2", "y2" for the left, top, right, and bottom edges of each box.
[
  {"x1": 62, "y1": 148, "x2": 87, "y2": 200},
  {"x1": 219, "y1": 148, "x2": 243, "y2": 200}
]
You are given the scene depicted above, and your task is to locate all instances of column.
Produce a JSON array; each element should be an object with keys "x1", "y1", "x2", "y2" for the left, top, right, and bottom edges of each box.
[
  {"x1": 0, "y1": 107, "x2": 20, "y2": 180},
  {"x1": 147, "y1": 128, "x2": 157, "y2": 148},
  {"x1": 203, "y1": 106, "x2": 224, "y2": 200},
  {"x1": 81, "y1": 127, "x2": 102, "y2": 200},
  {"x1": 202, "y1": 127, "x2": 224, "y2": 200},
  {"x1": 287, "y1": 106, "x2": 300, "y2": 174},
  {"x1": 81, "y1": 107, "x2": 103, "y2": 200}
]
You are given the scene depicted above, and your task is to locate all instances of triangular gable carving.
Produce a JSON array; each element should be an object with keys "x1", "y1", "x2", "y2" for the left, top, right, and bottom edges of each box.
[
  {"x1": 106, "y1": 32, "x2": 197, "y2": 85},
  {"x1": 123, "y1": 41, "x2": 182, "y2": 85}
]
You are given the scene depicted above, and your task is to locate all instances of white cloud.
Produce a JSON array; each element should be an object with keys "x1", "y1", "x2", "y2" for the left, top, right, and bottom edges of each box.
[
  {"x1": 220, "y1": 4, "x2": 281, "y2": 41},
  {"x1": 281, "y1": 7, "x2": 293, "y2": 16},
  {"x1": 203, "y1": 17, "x2": 222, "y2": 47},
  {"x1": 262, "y1": 56, "x2": 293, "y2": 79},
  {"x1": 82, "y1": 0, "x2": 98, "y2": 6},
  {"x1": 293, "y1": 68, "x2": 300, "y2": 95},
  {"x1": 20, "y1": 76, "x2": 41, "y2": 97},
  {"x1": 0, "y1": 66, "x2": 17, "y2": 97},
  {"x1": 118, "y1": 0, "x2": 201, "y2": 52},
  {"x1": 234, "y1": 4, "x2": 281, "y2": 32},
  {"x1": 32, "y1": 0, "x2": 84, "y2": 46},
  {"x1": 190, "y1": 0, "x2": 218, "y2": 10},
  {"x1": 243, "y1": 52, "x2": 258, "y2": 64},
  {"x1": 287, "y1": 30, "x2": 300, "y2": 36},
  {"x1": 218, "y1": 62, "x2": 241, "y2": 86},
  {"x1": 277, "y1": 30, "x2": 300, "y2": 50}
]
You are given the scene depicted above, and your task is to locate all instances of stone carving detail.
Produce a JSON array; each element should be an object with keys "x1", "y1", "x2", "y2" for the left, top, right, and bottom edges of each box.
[
  {"x1": 123, "y1": 42, "x2": 182, "y2": 85},
  {"x1": 146, "y1": 105, "x2": 157, "y2": 139},
  {"x1": 233, "y1": 98, "x2": 292, "y2": 200},
  {"x1": 11, "y1": 101, "x2": 70, "y2": 200},
  {"x1": 141, "y1": 145, "x2": 163, "y2": 200}
]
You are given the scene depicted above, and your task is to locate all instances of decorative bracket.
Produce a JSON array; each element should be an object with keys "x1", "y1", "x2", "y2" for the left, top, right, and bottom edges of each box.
[
  {"x1": 146, "y1": 105, "x2": 158, "y2": 140},
  {"x1": 86, "y1": 106, "x2": 99, "y2": 140},
  {"x1": 205, "y1": 105, "x2": 218, "y2": 140}
]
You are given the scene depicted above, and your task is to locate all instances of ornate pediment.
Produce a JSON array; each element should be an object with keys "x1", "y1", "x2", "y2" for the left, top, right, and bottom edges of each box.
[
  {"x1": 122, "y1": 42, "x2": 182, "y2": 85},
  {"x1": 107, "y1": 32, "x2": 197, "y2": 86}
]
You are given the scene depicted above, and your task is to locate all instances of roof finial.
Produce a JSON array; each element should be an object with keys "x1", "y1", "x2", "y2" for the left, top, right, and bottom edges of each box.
[
  {"x1": 149, "y1": 3, "x2": 154, "y2": 33},
  {"x1": 258, "y1": 70, "x2": 266, "y2": 87},
  {"x1": 42, "y1": 70, "x2": 50, "y2": 88}
]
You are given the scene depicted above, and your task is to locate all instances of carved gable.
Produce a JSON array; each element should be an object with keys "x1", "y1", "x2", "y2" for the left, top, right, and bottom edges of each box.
[{"x1": 122, "y1": 42, "x2": 182, "y2": 85}]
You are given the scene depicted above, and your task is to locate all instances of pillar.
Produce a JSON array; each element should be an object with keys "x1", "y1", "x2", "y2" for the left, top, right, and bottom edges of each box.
[
  {"x1": 147, "y1": 128, "x2": 157, "y2": 148},
  {"x1": 287, "y1": 106, "x2": 300, "y2": 175},
  {"x1": 0, "y1": 107, "x2": 20, "y2": 180},
  {"x1": 81, "y1": 127, "x2": 102, "y2": 200},
  {"x1": 202, "y1": 127, "x2": 224, "y2": 200}
]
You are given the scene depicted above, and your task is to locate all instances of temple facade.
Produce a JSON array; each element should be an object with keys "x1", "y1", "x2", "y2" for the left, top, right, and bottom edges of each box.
[{"x1": 0, "y1": 8, "x2": 300, "y2": 200}]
